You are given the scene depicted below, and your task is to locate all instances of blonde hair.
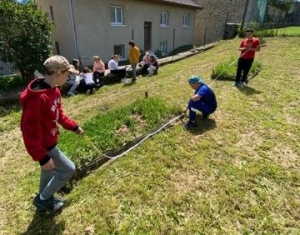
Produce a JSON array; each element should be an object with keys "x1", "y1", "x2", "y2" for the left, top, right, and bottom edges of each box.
[{"x1": 93, "y1": 55, "x2": 100, "y2": 61}]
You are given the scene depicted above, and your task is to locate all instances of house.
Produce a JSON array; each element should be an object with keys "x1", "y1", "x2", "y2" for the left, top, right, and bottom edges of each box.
[
  {"x1": 193, "y1": 0, "x2": 246, "y2": 45},
  {"x1": 34, "y1": 0, "x2": 203, "y2": 66}
]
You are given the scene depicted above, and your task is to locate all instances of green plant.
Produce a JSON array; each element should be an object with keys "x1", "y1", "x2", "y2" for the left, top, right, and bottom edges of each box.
[
  {"x1": 211, "y1": 57, "x2": 262, "y2": 80},
  {"x1": 0, "y1": 0, "x2": 53, "y2": 80},
  {"x1": 0, "y1": 74, "x2": 28, "y2": 91},
  {"x1": 59, "y1": 97, "x2": 181, "y2": 167}
]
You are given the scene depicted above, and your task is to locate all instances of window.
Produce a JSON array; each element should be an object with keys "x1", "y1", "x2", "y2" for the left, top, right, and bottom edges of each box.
[
  {"x1": 160, "y1": 11, "x2": 169, "y2": 26},
  {"x1": 183, "y1": 13, "x2": 190, "y2": 27},
  {"x1": 49, "y1": 6, "x2": 54, "y2": 22},
  {"x1": 159, "y1": 41, "x2": 168, "y2": 56},
  {"x1": 114, "y1": 44, "x2": 125, "y2": 59},
  {"x1": 110, "y1": 5, "x2": 124, "y2": 25}
]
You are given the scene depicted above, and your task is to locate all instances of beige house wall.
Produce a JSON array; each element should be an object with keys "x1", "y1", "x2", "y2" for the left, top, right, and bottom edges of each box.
[{"x1": 35, "y1": 0, "x2": 199, "y2": 66}]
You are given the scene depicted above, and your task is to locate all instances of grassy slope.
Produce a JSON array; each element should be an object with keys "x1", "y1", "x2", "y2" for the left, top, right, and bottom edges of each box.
[{"x1": 0, "y1": 37, "x2": 299, "y2": 234}]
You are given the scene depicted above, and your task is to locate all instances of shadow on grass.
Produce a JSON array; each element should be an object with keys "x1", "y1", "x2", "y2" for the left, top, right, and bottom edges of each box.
[
  {"x1": 21, "y1": 210, "x2": 65, "y2": 235},
  {"x1": 0, "y1": 101, "x2": 22, "y2": 118},
  {"x1": 185, "y1": 117, "x2": 217, "y2": 135},
  {"x1": 237, "y1": 84, "x2": 262, "y2": 96}
]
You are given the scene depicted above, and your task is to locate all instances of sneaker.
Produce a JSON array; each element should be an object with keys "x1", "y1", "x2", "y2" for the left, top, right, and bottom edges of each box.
[
  {"x1": 91, "y1": 88, "x2": 96, "y2": 94},
  {"x1": 33, "y1": 194, "x2": 64, "y2": 213},
  {"x1": 238, "y1": 82, "x2": 244, "y2": 87},
  {"x1": 121, "y1": 78, "x2": 126, "y2": 83},
  {"x1": 67, "y1": 91, "x2": 76, "y2": 97},
  {"x1": 232, "y1": 82, "x2": 239, "y2": 86},
  {"x1": 86, "y1": 89, "x2": 91, "y2": 95},
  {"x1": 184, "y1": 121, "x2": 197, "y2": 129}
]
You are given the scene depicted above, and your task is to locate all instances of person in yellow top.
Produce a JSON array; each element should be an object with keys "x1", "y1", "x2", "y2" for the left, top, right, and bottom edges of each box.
[{"x1": 128, "y1": 40, "x2": 140, "y2": 82}]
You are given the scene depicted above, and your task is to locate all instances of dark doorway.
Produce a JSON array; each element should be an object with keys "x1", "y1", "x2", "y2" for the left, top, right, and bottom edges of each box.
[{"x1": 144, "y1": 21, "x2": 152, "y2": 51}]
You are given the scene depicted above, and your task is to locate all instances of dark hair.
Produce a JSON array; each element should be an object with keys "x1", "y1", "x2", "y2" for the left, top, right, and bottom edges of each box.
[
  {"x1": 245, "y1": 28, "x2": 254, "y2": 33},
  {"x1": 83, "y1": 67, "x2": 91, "y2": 73},
  {"x1": 72, "y1": 59, "x2": 80, "y2": 69},
  {"x1": 129, "y1": 40, "x2": 135, "y2": 47}
]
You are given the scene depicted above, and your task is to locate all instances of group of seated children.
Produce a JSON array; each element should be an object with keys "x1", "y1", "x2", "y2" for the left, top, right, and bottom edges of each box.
[
  {"x1": 67, "y1": 57, "x2": 104, "y2": 96},
  {"x1": 140, "y1": 51, "x2": 159, "y2": 76},
  {"x1": 66, "y1": 52, "x2": 159, "y2": 96}
]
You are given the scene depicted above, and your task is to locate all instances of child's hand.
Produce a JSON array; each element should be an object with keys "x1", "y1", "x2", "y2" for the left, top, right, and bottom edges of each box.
[
  {"x1": 75, "y1": 126, "x2": 84, "y2": 135},
  {"x1": 41, "y1": 158, "x2": 55, "y2": 171}
]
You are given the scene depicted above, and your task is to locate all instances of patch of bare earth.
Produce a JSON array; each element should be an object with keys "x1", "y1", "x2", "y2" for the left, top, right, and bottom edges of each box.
[
  {"x1": 170, "y1": 169, "x2": 208, "y2": 194},
  {"x1": 268, "y1": 143, "x2": 299, "y2": 169}
]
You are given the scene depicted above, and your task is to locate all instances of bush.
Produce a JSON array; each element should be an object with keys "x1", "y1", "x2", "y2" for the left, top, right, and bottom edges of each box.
[
  {"x1": 211, "y1": 57, "x2": 262, "y2": 80},
  {"x1": 0, "y1": 75, "x2": 28, "y2": 91}
]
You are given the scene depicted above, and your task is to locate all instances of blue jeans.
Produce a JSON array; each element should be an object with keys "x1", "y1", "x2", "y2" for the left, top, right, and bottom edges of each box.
[
  {"x1": 39, "y1": 146, "x2": 75, "y2": 199},
  {"x1": 188, "y1": 100, "x2": 215, "y2": 121}
]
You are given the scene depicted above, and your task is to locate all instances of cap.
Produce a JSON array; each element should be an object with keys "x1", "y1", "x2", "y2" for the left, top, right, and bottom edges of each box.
[
  {"x1": 188, "y1": 75, "x2": 205, "y2": 84},
  {"x1": 43, "y1": 55, "x2": 78, "y2": 74}
]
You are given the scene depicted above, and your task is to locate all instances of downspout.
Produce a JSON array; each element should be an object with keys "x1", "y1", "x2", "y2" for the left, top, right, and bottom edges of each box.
[
  {"x1": 241, "y1": 0, "x2": 250, "y2": 30},
  {"x1": 69, "y1": 0, "x2": 80, "y2": 60}
]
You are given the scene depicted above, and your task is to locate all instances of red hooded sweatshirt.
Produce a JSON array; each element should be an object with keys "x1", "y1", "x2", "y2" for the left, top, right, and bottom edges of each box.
[{"x1": 20, "y1": 79, "x2": 78, "y2": 165}]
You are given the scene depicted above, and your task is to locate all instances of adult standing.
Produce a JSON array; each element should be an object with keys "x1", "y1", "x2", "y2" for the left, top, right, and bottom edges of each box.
[
  {"x1": 234, "y1": 28, "x2": 260, "y2": 87},
  {"x1": 128, "y1": 40, "x2": 140, "y2": 82}
]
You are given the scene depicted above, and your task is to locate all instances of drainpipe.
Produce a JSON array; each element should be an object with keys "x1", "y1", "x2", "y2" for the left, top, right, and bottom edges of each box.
[
  {"x1": 69, "y1": 0, "x2": 80, "y2": 61},
  {"x1": 241, "y1": 0, "x2": 250, "y2": 30}
]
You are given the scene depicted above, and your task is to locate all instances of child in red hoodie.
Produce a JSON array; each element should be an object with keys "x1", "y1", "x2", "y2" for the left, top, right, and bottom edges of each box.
[{"x1": 20, "y1": 55, "x2": 84, "y2": 213}]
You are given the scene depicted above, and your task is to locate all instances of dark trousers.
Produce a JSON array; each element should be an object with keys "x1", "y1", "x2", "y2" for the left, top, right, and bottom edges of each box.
[
  {"x1": 188, "y1": 100, "x2": 216, "y2": 121},
  {"x1": 111, "y1": 69, "x2": 126, "y2": 79},
  {"x1": 93, "y1": 72, "x2": 104, "y2": 87},
  {"x1": 235, "y1": 58, "x2": 254, "y2": 83}
]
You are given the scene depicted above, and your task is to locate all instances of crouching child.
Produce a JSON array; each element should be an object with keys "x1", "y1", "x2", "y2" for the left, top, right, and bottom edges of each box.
[{"x1": 183, "y1": 75, "x2": 217, "y2": 129}]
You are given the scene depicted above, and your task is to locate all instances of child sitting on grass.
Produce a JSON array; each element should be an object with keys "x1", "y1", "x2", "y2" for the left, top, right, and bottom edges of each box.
[{"x1": 80, "y1": 67, "x2": 96, "y2": 95}]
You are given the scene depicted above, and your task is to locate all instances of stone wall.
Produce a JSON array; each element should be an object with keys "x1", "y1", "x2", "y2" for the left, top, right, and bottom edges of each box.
[{"x1": 194, "y1": 0, "x2": 246, "y2": 46}]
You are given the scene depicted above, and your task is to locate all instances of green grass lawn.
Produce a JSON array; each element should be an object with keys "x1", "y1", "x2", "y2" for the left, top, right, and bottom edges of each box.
[{"x1": 0, "y1": 37, "x2": 299, "y2": 234}]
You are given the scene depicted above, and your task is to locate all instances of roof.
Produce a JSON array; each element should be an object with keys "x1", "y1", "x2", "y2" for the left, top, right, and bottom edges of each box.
[{"x1": 144, "y1": 0, "x2": 203, "y2": 9}]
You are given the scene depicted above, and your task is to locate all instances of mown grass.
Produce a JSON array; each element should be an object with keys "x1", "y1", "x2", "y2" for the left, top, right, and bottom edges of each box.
[{"x1": 0, "y1": 37, "x2": 299, "y2": 234}]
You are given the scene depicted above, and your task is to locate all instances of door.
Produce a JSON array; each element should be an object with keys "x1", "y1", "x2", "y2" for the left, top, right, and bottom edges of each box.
[{"x1": 144, "y1": 21, "x2": 152, "y2": 51}]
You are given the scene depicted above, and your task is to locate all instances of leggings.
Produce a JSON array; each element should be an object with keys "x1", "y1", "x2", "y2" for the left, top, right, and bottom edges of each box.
[{"x1": 39, "y1": 146, "x2": 75, "y2": 199}]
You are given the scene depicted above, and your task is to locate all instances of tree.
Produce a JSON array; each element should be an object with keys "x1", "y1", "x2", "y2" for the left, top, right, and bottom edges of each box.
[
  {"x1": 268, "y1": 0, "x2": 295, "y2": 11},
  {"x1": 0, "y1": 0, "x2": 53, "y2": 79}
]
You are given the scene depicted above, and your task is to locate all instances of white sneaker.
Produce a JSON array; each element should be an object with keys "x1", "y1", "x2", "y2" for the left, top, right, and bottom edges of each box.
[
  {"x1": 86, "y1": 89, "x2": 91, "y2": 95},
  {"x1": 121, "y1": 78, "x2": 126, "y2": 83}
]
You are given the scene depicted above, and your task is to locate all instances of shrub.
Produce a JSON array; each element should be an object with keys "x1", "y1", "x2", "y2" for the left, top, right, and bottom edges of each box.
[{"x1": 211, "y1": 57, "x2": 262, "y2": 80}]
